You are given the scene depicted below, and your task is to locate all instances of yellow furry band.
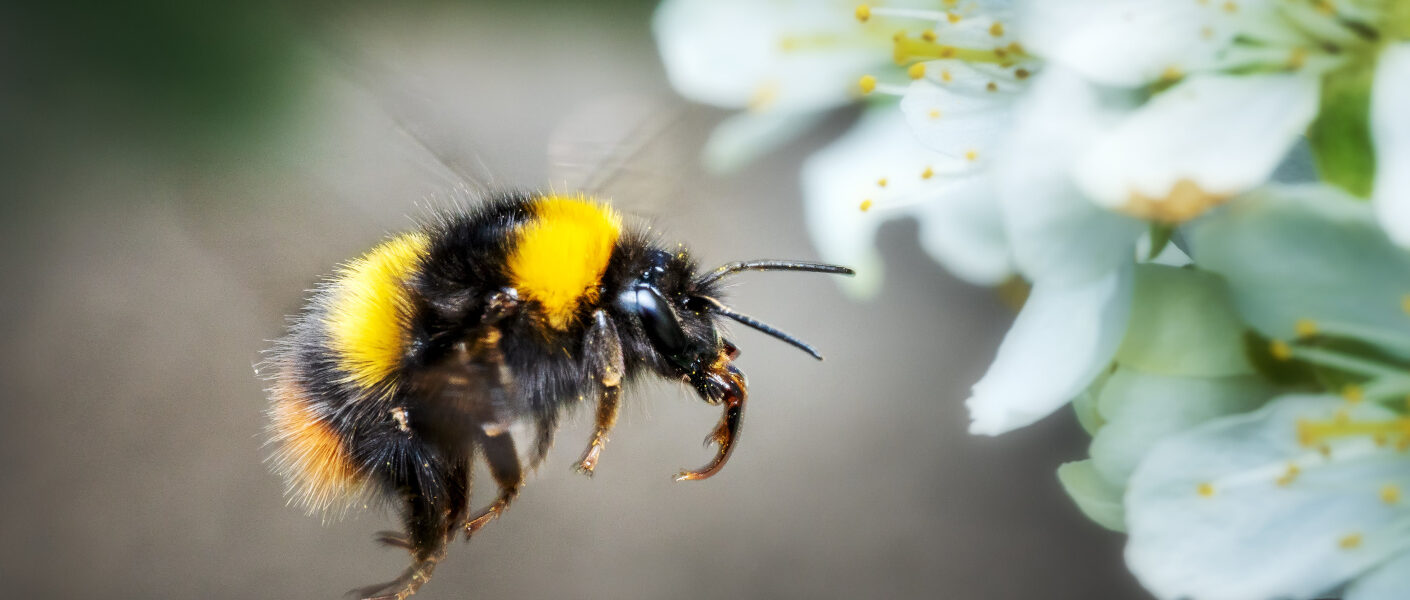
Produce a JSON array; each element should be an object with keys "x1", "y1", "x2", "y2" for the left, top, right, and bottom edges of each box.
[
  {"x1": 325, "y1": 232, "x2": 430, "y2": 389},
  {"x1": 508, "y1": 195, "x2": 622, "y2": 330}
]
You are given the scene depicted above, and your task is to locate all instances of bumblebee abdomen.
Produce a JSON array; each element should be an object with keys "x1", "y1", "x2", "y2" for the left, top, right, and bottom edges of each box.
[
  {"x1": 323, "y1": 232, "x2": 431, "y2": 391},
  {"x1": 266, "y1": 377, "x2": 368, "y2": 515}
]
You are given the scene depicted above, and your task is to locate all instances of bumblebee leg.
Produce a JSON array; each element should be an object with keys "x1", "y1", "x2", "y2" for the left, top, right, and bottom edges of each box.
[
  {"x1": 575, "y1": 310, "x2": 626, "y2": 476},
  {"x1": 527, "y1": 410, "x2": 557, "y2": 470},
  {"x1": 355, "y1": 455, "x2": 471, "y2": 600},
  {"x1": 464, "y1": 431, "x2": 524, "y2": 537},
  {"x1": 675, "y1": 363, "x2": 748, "y2": 481}
]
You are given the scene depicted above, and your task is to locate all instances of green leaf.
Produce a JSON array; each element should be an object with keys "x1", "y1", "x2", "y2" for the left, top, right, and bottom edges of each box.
[
  {"x1": 1306, "y1": 65, "x2": 1376, "y2": 198},
  {"x1": 1057, "y1": 460, "x2": 1126, "y2": 532}
]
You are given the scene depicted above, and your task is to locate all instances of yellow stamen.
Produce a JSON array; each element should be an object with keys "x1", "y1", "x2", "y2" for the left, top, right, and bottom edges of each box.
[
  {"x1": 928, "y1": 108, "x2": 941, "y2": 119},
  {"x1": 921, "y1": 166, "x2": 934, "y2": 179},
  {"x1": 1270, "y1": 340, "x2": 1293, "y2": 361},
  {"x1": 1297, "y1": 415, "x2": 1410, "y2": 448},
  {"x1": 877, "y1": 178, "x2": 889, "y2": 188},
  {"x1": 908, "y1": 62, "x2": 927, "y2": 80},
  {"x1": 1339, "y1": 533, "x2": 1363, "y2": 549},
  {"x1": 855, "y1": 4, "x2": 872, "y2": 22},
  {"x1": 1276, "y1": 463, "x2": 1301, "y2": 486},
  {"x1": 921, "y1": 29, "x2": 937, "y2": 42},
  {"x1": 1014, "y1": 68, "x2": 1031, "y2": 80},
  {"x1": 946, "y1": 12, "x2": 961, "y2": 24},
  {"x1": 1382, "y1": 484, "x2": 1401, "y2": 505},
  {"x1": 1223, "y1": 1, "x2": 1239, "y2": 13},
  {"x1": 1295, "y1": 318, "x2": 1318, "y2": 338},
  {"x1": 989, "y1": 22, "x2": 1005, "y2": 37},
  {"x1": 1342, "y1": 385, "x2": 1364, "y2": 404},
  {"x1": 985, "y1": 81, "x2": 998, "y2": 92},
  {"x1": 1197, "y1": 482, "x2": 1215, "y2": 497},
  {"x1": 892, "y1": 36, "x2": 1025, "y2": 65},
  {"x1": 859, "y1": 75, "x2": 877, "y2": 94},
  {"x1": 859, "y1": 199, "x2": 873, "y2": 212},
  {"x1": 965, "y1": 150, "x2": 979, "y2": 161},
  {"x1": 940, "y1": 69, "x2": 953, "y2": 83}
]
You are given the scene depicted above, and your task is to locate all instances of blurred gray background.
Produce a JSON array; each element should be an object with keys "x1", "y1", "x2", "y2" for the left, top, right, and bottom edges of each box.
[{"x1": 0, "y1": 2, "x2": 1150, "y2": 598}]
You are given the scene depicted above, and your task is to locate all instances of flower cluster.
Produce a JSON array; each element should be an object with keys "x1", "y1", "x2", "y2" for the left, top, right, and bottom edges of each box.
[{"x1": 654, "y1": 0, "x2": 1410, "y2": 598}]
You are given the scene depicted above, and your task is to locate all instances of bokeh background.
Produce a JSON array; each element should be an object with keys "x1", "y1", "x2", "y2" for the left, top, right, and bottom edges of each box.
[{"x1": 0, "y1": 1, "x2": 1151, "y2": 598}]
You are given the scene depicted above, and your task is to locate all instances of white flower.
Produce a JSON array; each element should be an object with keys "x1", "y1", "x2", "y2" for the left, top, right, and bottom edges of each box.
[
  {"x1": 801, "y1": 106, "x2": 1011, "y2": 294},
  {"x1": 964, "y1": 67, "x2": 1151, "y2": 435},
  {"x1": 1372, "y1": 43, "x2": 1410, "y2": 246},
  {"x1": 1125, "y1": 394, "x2": 1410, "y2": 600},
  {"x1": 653, "y1": 0, "x2": 908, "y2": 171},
  {"x1": 1190, "y1": 184, "x2": 1410, "y2": 363},
  {"x1": 1020, "y1": 0, "x2": 1410, "y2": 230}
]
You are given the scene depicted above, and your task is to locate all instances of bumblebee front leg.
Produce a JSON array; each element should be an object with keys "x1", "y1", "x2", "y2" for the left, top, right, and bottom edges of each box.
[
  {"x1": 464, "y1": 430, "x2": 524, "y2": 537},
  {"x1": 575, "y1": 309, "x2": 626, "y2": 476}
]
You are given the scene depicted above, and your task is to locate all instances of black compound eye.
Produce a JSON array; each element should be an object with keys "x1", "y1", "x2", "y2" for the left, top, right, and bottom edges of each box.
[{"x1": 618, "y1": 285, "x2": 688, "y2": 359}]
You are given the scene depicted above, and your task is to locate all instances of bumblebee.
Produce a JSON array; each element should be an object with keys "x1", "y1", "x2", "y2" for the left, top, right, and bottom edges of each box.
[{"x1": 265, "y1": 191, "x2": 851, "y2": 599}]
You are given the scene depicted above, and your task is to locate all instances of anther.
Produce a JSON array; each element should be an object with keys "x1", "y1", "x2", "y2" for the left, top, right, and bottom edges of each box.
[
  {"x1": 859, "y1": 75, "x2": 878, "y2": 94},
  {"x1": 921, "y1": 166, "x2": 934, "y2": 179},
  {"x1": 1338, "y1": 532, "x2": 1363, "y2": 549},
  {"x1": 855, "y1": 4, "x2": 872, "y2": 22},
  {"x1": 908, "y1": 62, "x2": 927, "y2": 79},
  {"x1": 877, "y1": 178, "x2": 888, "y2": 188},
  {"x1": 1275, "y1": 463, "x2": 1300, "y2": 486},
  {"x1": 989, "y1": 22, "x2": 1005, "y2": 37},
  {"x1": 1382, "y1": 484, "x2": 1402, "y2": 505},
  {"x1": 1295, "y1": 318, "x2": 1318, "y2": 338},
  {"x1": 859, "y1": 199, "x2": 874, "y2": 212},
  {"x1": 1270, "y1": 340, "x2": 1293, "y2": 361},
  {"x1": 1341, "y1": 385, "x2": 1364, "y2": 404},
  {"x1": 1197, "y1": 482, "x2": 1215, "y2": 497}
]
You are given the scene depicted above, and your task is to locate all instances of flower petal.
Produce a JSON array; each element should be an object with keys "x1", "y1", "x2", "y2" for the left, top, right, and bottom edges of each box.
[
  {"x1": 900, "y1": 66, "x2": 1020, "y2": 164},
  {"x1": 996, "y1": 67, "x2": 1144, "y2": 285},
  {"x1": 1126, "y1": 395, "x2": 1410, "y2": 600},
  {"x1": 967, "y1": 261, "x2": 1134, "y2": 435},
  {"x1": 1057, "y1": 460, "x2": 1127, "y2": 532},
  {"x1": 703, "y1": 109, "x2": 828, "y2": 174},
  {"x1": 802, "y1": 107, "x2": 1012, "y2": 293},
  {"x1": 1190, "y1": 184, "x2": 1410, "y2": 357},
  {"x1": 1115, "y1": 264, "x2": 1253, "y2": 377},
  {"x1": 1076, "y1": 73, "x2": 1320, "y2": 218},
  {"x1": 1089, "y1": 368, "x2": 1271, "y2": 486},
  {"x1": 1345, "y1": 552, "x2": 1410, "y2": 600},
  {"x1": 653, "y1": 0, "x2": 882, "y2": 112},
  {"x1": 1017, "y1": 0, "x2": 1236, "y2": 87},
  {"x1": 1372, "y1": 43, "x2": 1410, "y2": 247}
]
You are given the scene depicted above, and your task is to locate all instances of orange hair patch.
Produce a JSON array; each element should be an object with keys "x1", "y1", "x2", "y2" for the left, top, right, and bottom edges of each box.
[{"x1": 267, "y1": 379, "x2": 365, "y2": 517}]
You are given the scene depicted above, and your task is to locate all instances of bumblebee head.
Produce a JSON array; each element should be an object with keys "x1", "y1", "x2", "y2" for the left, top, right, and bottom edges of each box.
[{"x1": 612, "y1": 248, "x2": 853, "y2": 402}]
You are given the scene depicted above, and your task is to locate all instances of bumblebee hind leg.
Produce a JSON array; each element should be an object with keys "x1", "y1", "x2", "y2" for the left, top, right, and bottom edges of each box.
[
  {"x1": 355, "y1": 456, "x2": 471, "y2": 600},
  {"x1": 464, "y1": 430, "x2": 524, "y2": 537}
]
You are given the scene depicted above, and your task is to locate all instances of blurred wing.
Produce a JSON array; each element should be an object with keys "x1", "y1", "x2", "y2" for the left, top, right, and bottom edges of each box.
[{"x1": 546, "y1": 93, "x2": 707, "y2": 218}]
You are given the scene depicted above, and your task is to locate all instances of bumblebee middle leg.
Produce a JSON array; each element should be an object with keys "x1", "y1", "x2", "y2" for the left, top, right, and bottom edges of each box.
[
  {"x1": 575, "y1": 309, "x2": 626, "y2": 476},
  {"x1": 464, "y1": 430, "x2": 524, "y2": 537}
]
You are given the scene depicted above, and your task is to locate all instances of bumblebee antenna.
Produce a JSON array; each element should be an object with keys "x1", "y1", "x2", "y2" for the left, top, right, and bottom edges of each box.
[
  {"x1": 694, "y1": 296, "x2": 824, "y2": 360},
  {"x1": 697, "y1": 260, "x2": 854, "y2": 287}
]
